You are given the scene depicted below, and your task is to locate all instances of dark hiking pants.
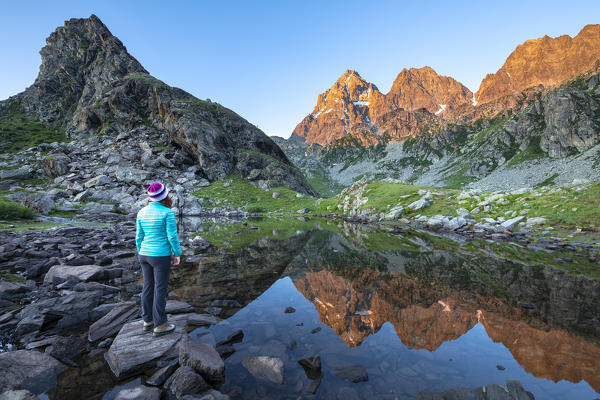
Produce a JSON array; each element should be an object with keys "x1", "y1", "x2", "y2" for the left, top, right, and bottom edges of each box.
[{"x1": 139, "y1": 255, "x2": 171, "y2": 327}]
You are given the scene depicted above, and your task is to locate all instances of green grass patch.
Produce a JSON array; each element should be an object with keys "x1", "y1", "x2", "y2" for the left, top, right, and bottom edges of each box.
[
  {"x1": 0, "y1": 200, "x2": 35, "y2": 220},
  {"x1": 195, "y1": 217, "x2": 323, "y2": 252},
  {"x1": 306, "y1": 169, "x2": 344, "y2": 197},
  {"x1": 0, "y1": 220, "x2": 67, "y2": 231},
  {"x1": 193, "y1": 175, "x2": 316, "y2": 214},
  {"x1": 0, "y1": 273, "x2": 26, "y2": 283},
  {"x1": 506, "y1": 136, "x2": 546, "y2": 167},
  {"x1": 0, "y1": 112, "x2": 66, "y2": 153}
]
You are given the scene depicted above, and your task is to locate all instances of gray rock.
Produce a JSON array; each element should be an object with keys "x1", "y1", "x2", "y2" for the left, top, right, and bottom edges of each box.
[
  {"x1": 105, "y1": 318, "x2": 187, "y2": 377},
  {"x1": 181, "y1": 390, "x2": 230, "y2": 400},
  {"x1": 417, "y1": 380, "x2": 534, "y2": 400},
  {"x1": 15, "y1": 291, "x2": 102, "y2": 340},
  {"x1": 44, "y1": 264, "x2": 106, "y2": 285},
  {"x1": 385, "y1": 205, "x2": 406, "y2": 219},
  {"x1": 500, "y1": 216, "x2": 525, "y2": 231},
  {"x1": 114, "y1": 385, "x2": 161, "y2": 400},
  {"x1": 272, "y1": 192, "x2": 280, "y2": 199},
  {"x1": 165, "y1": 366, "x2": 210, "y2": 399},
  {"x1": 166, "y1": 300, "x2": 195, "y2": 314},
  {"x1": 0, "y1": 390, "x2": 38, "y2": 400},
  {"x1": 42, "y1": 155, "x2": 70, "y2": 178},
  {"x1": 21, "y1": 193, "x2": 54, "y2": 215},
  {"x1": 179, "y1": 337, "x2": 225, "y2": 384},
  {"x1": 408, "y1": 198, "x2": 430, "y2": 211},
  {"x1": 333, "y1": 365, "x2": 368, "y2": 383},
  {"x1": 88, "y1": 301, "x2": 140, "y2": 342},
  {"x1": 45, "y1": 336, "x2": 86, "y2": 366},
  {"x1": 0, "y1": 166, "x2": 33, "y2": 180},
  {"x1": 525, "y1": 217, "x2": 546, "y2": 227},
  {"x1": 242, "y1": 356, "x2": 284, "y2": 384},
  {"x1": 146, "y1": 359, "x2": 179, "y2": 386},
  {"x1": 0, "y1": 350, "x2": 67, "y2": 394},
  {"x1": 73, "y1": 189, "x2": 93, "y2": 202},
  {"x1": 84, "y1": 174, "x2": 111, "y2": 188}
]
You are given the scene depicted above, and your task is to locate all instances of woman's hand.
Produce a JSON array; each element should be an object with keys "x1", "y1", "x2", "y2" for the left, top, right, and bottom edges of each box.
[{"x1": 173, "y1": 256, "x2": 180, "y2": 266}]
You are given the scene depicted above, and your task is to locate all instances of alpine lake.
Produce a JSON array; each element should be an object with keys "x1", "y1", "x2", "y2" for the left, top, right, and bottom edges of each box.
[{"x1": 43, "y1": 217, "x2": 600, "y2": 400}]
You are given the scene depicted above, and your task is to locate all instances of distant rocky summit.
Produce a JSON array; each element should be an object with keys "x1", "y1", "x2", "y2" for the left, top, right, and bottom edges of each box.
[
  {"x1": 475, "y1": 24, "x2": 600, "y2": 104},
  {"x1": 291, "y1": 67, "x2": 472, "y2": 146},
  {"x1": 0, "y1": 15, "x2": 315, "y2": 195},
  {"x1": 283, "y1": 24, "x2": 600, "y2": 191}
]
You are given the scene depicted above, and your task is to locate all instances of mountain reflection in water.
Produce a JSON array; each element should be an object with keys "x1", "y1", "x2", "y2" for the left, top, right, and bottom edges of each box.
[{"x1": 173, "y1": 219, "x2": 600, "y2": 399}]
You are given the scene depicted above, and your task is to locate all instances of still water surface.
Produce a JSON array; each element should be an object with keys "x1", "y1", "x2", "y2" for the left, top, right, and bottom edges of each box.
[{"x1": 169, "y1": 219, "x2": 600, "y2": 399}]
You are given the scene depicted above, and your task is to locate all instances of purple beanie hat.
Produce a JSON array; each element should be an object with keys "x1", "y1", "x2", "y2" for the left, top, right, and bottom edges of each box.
[{"x1": 147, "y1": 182, "x2": 169, "y2": 201}]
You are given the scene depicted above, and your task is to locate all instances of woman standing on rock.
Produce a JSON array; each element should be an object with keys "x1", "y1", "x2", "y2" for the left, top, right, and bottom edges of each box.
[{"x1": 135, "y1": 183, "x2": 182, "y2": 336}]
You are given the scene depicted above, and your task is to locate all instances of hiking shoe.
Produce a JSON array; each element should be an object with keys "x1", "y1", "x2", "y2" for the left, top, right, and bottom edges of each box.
[
  {"x1": 153, "y1": 323, "x2": 175, "y2": 337},
  {"x1": 142, "y1": 321, "x2": 153, "y2": 332}
]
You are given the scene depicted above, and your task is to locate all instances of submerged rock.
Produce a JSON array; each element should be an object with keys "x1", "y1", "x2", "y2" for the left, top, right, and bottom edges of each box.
[
  {"x1": 114, "y1": 385, "x2": 161, "y2": 400},
  {"x1": 0, "y1": 350, "x2": 67, "y2": 394},
  {"x1": 242, "y1": 356, "x2": 284, "y2": 384},
  {"x1": 333, "y1": 365, "x2": 368, "y2": 383},
  {"x1": 417, "y1": 380, "x2": 534, "y2": 400}
]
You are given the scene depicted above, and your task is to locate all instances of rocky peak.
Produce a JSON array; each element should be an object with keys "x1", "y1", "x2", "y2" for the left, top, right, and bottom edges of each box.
[
  {"x1": 23, "y1": 15, "x2": 147, "y2": 129},
  {"x1": 3, "y1": 15, "x2": 316, "y2": 195},
  {"x1": 292, "y1": 66, "x2": 470, "y2": 145},
  {"x1": 291, "y1": 70, "x2": 384, "y2": 145},
  {"x1": 475, "y1": 24, "x2": 600, "y2": 104},
  {"x1": 386, "y1": 66, "x2": 473, "y2": 114}
]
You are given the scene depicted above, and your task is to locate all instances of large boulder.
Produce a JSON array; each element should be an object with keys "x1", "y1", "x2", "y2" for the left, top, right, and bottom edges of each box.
[
  {"x1": 20, "y1": 193, "x2": 54, "y2": 215},
  {"x1": 0, "y1": 166, "x2": 34, "y2": 180},
  {"x1": 42, "y1": 154, "x2": 70, "y2": 178},
  {"x1": 43, "y1": 264, "x2": 106, "y2": 285},
  {"x1": 0, "y1": 350, "x2": 67, "y2": 394},
  {"x1": 14, "y1": 291, "x2": 102, "y2": 340},
  {"x1": 164, "y1": 366, "x2": 210, "y2": 399},
  {"x1": 179, "y1": 337, "x2": 225, "y2": 384}
]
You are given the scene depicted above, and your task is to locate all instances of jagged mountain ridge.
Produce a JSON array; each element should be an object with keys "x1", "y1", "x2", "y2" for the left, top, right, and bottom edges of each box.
[
  {"x1": 475, "y1": 24, "x2": 600, "y2": 104},
  {"x1": 1, "y1": 15, "x2": 316, "y2": 195},
  {"x1": 292, "y1": 24, "x2": 600, "y2": 149},
  {"x1": 292, "y1": 67, "x2": 472, "y2": 146}
]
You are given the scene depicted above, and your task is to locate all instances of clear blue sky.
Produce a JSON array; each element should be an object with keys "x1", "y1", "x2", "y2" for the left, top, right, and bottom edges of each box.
[{"x1": 1, "y1": 1, "x2": 598, "y2": 137}]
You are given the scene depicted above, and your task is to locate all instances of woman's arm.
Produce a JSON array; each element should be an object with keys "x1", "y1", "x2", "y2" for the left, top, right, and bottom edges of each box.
[
  {"x1": 165, "y1": 210, "x2": 182, "y2": 257},
  {"x1": 135, "y1": 216, "x2": 144, "y2": 252}
]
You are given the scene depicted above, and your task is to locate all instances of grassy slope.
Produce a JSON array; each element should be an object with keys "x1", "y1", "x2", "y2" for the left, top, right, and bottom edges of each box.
[
  {"x1": 192, "y1": 177, "x2": 600, "y2": 235},
  {"x1": 0, "y1": 111, "x2": 66, "y2": 153}
]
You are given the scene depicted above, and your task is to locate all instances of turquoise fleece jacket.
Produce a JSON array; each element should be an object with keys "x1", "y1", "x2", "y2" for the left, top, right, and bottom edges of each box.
[{"x1": 136, "y1": 202, "x2": 182, "y2": 257}]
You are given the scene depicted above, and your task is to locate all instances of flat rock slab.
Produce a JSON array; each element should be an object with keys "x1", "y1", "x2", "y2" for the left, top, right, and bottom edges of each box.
[
  {"x1": 242, "y1": 356, "x2": 284, "y2": 384},
  {"x1": 0, "y1": 350, "x2": 67, "y2": 394},
  {"x1": 105, "y1": 318, "x2": 187, "y2": 378},
  {"x1": 333, "y1": 365, "x2": 368, "y2": 383},
  {"x1": 179, "y1": 337, "x2": 224, "y2": 384},
  {"x1": 114, "y1": 385, "x2": 161, "y2": 400},
  {"x1": 44, "y1": 264, "x2": 105, "y2": 284},
  {"x1": 166, "y1": 300, "x2": 195, "y2": 314},
  {"x1": 88, "y1": 301, "x2": 140, "y2": 342}
]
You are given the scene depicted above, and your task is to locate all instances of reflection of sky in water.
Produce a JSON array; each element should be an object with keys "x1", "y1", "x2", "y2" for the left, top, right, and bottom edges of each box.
[{"x1": 193, "y1": 277, "x2": 598, "y2": 400}]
